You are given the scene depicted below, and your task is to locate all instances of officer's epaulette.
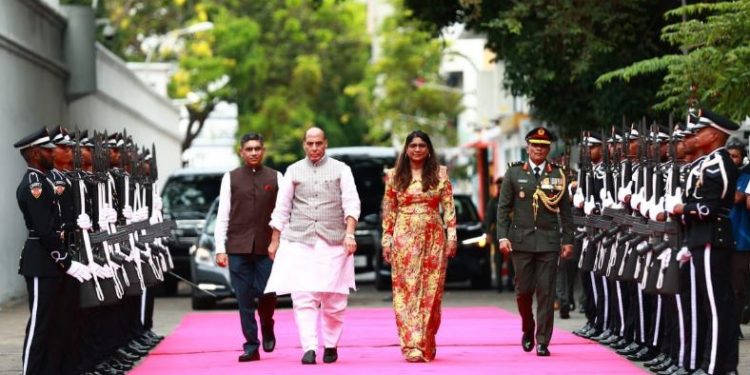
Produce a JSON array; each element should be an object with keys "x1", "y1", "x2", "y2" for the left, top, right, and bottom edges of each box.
[{"x1": 508, "y1": 161, "x2": 524, "y2": 168}]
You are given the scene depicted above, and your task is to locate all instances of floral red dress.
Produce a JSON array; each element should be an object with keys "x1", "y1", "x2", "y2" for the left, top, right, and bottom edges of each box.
[{"x1": 381, "y1": 166, "x2": 457, "y2": 361}]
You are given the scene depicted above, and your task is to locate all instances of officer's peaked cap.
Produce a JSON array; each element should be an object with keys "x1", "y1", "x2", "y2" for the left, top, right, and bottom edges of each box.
[
  {"x1": 14, "y1": 127, "x2": 56, "y2": 150},
  {"x1": 525, "y1": 127, "x2": 556, "y2": 145},
  {"x1": 687, "y1": 108, "x2": 739, "y2": 135}
]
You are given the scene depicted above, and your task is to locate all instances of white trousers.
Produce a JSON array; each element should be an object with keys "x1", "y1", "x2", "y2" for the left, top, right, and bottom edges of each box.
[{"x1": 291, "y1": 292, "x2": 348, "y2": 352}]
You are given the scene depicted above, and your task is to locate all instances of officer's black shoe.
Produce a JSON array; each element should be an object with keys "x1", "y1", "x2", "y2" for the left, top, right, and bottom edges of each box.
[
  {"x1": 105, "y1": 360, "x2": 129, "y2": 372},
  {"x1": 238, "y1": 350, "x2": 260, "y2": 362},
  {"x1": 301, "y1": 350, "x2": 316, "y2": 364},
  {"x1": 93, "y1": 364, "x2": 123, "y2": 375},
  {"x1": 644, "y1": 353, "x2": 666, "y2": 367},
  {"x1": 572, "y1": 323, "x2": 591, "y2": 337},
  {"x1": 582, "y1": 327, "x2": 600, "y2": 339},
  {"x1": 743, "y1": 305, "x2": 750, "y2": 324},
  {"x1": 651, "y1": 357, "x2": 673, "y2": 372},
  {"x1": 536, "y1": 344, "x2": 550, "y2": 357},
  {"x1": 93, "y1": 363, "x2": 120, "y2": 375},
  {"x1": 522, "y1": 332, "x2": 534, "y2": 352},
  {"x1": 117, "y1": 348, "x2": 142, "y2": 360},
  {"x1": 262, "y1": 325, "x2": 276, "y2": 353},
  {"x1": 323, "y1": 347, "x2": 338, "y2": 363},
  {"x1": 616, "y1": 343, "x2": 641, "y2": 356},
  {"x1": 123, "y1": 345, "x2": 148, "y2": 357},
  {"x1": 146, "y1": 330, "x2": 164, "y2": 341},
  {"x1": 655, "y1": 364, "x2": 680, "y2": 375},
  {"x1": 592, "y1": 329, "x2": 612, "y2": 342},
  {"x1": 600, "y1": 334, "x2": 620, "y2": 346},
  {"x1": 725, "y1": 371, "x2": 738, "y2": 375},
  {"x1": 559, "y1": 307, "x2": 570, "y2": 319},
  {"x1": 626, "y1": 347, "x2": 656, "y2": 362},
  {"x1": 610, "y1": 339, "x2": 630, "y2": 349},
  {"x1": 134, "y1": 338, "x2": 157, "y2": 349}
]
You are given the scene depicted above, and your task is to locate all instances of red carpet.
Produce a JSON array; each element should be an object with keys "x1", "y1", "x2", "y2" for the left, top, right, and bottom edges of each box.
[{"x1": 130, "y1": 307, "x2": 646, "y2": 374}]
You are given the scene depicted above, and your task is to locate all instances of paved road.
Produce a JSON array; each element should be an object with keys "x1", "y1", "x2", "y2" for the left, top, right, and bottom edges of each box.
[{"x1": 1, "y1": 280, "x2": 748, "y2": 373}]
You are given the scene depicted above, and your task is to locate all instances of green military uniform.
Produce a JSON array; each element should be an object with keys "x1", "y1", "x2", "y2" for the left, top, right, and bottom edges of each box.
[{"x1": 496, "y1": 127, "x2": 574, "y2": 353}]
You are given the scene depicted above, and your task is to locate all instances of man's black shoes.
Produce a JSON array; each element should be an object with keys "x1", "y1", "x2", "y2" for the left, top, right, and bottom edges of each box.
[
  {"x1": 302, "y1": 350, "x2": 316, "y2": 365},
  {"x1": 522, "y1": 332, "x2": 534, "y2": 352},
  {"x1": 262, "y1": 329, "x2": 276, "y2": 353},
  {"x1": 536, "y1": 344, "x2": 550, "y2": 357},
  {"x1": 323, "y1": 347, "x2": 338, "y2": 363},
  {"x1": 238, "y1": 351, "x2": 260, "y2": 362}
]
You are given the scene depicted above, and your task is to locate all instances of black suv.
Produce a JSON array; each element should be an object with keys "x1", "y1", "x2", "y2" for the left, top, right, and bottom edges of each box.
[
  {"x1": 327, "y1": 147, "x2": 397, "y2": 274},
  {"x1": 373, "y1": 193, "x2": 492, "y2": 290},
  {"x1": 160, "y1": 167, "x2": 228, "y2": 294}
]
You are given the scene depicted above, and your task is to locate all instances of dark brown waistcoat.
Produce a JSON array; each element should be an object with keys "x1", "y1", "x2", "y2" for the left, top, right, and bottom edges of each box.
[{"x1": 225, "y1": 165, "x2": 278, "y2": 254}]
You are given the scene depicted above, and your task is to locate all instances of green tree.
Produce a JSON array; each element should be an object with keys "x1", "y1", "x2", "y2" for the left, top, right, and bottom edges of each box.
[
  {"x1": 358, "y1": 0, "x2": 463, "y2": 147},
  {"x1": 95, "y1": 0, "x2": 373, "y2": 162},
  {"x1": 597, "y1": 1, "x2": 750, "y2": 121},
  {"x1": 402, "y1": 1, "x2": 678, "y2": 139}
]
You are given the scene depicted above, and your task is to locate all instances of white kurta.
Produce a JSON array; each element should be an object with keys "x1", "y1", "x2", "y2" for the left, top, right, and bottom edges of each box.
[
  {"x1": 264, "y1": 238, "x2": 355, "y2": 295},
  {"x1": 264, "y1": 156, "x2": 360, "y2": 295}
]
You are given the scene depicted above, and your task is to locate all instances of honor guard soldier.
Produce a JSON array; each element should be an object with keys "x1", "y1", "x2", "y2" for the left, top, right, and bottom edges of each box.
[
  {"x1": 666, "y1": 108, "x2": 740, "y2": 375},
  {"x1": 15, "y1": 127, "x2": 92, "y2": 375},
  {"x1": 496, "y1": 127, "x2": 575, "y2": 357}
]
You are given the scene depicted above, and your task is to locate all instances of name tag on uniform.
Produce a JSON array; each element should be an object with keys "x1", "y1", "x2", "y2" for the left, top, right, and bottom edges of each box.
[{"x1": 519, "y1": 179, "x2": 528, "y2": 183}]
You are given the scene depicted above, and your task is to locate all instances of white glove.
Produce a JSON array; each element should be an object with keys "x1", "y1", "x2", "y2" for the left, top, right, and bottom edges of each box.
[
  {"x1": 618, "y1": 181, "x2": 633, "y2": 203},
  {"x1": 108, "y1": 261, "x2": 121, "y2": 272},
  {"x1": 665, "y1": 188, "x2": 683, "y2": 215},
  {"x1": 573, "y1": 187, "x2": 585, "y2": 208},
  {"x1": 649, "y1": 197, "x2": 665, "y2": 221},
  {"x1": 104, "y1": 207, "x2": 118, "y2": 224},
  {"x1": 630, "y1": 187, "x2": 643, "y2": 211},
  {"x1": 122, "y1": 205, "x2": 134, "y2": 220},
  {"x1": 676, "y1": 247, "x2": 691, "y2": 264},
  {"x1": 149, "y1": 215, "x2": 159, "y2": 225},
  {"x1": 89, "y1": 262, "x2": 114, "y2": 279},
  {"x1": 77, "y1": 213, "x2": 93, "y2": 230},
  {"x1": 584, "y1": 196, "x2": 597, "y2": 215},
  {"x1": 639, "y1": 195, "x2": 653, "y2": 217},
  {"x1": 136, "y1": 207, "x2": 149, "y2": 222},
  {"x1": 599, "y1": 187, "x2": 608, "y2": 202},
  {"x1": 602, "y1": 191, "x2": 616, "y2": 209},
  {"x1": 66, "y1": 261, "x2": 93, "y2": 282},
  {"x1": 153, "y1": 196, "x2": 163, "y2": 211}
]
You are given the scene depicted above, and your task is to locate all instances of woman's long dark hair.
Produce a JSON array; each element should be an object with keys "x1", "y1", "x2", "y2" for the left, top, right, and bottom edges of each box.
[{"x1": 393, "y1": 130, "x2": 439, "y2": 192}]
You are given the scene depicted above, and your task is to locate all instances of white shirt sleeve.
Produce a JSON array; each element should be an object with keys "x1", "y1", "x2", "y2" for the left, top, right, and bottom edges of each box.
[
  {"x1": 213, "y1": 172, "x2": 231, "y2": 254},
  {"x1": 340, "y1": 166, "x2": 361, "y2": 223},
  {"x1": 269, "y1": 169, "x2": 295, "y2": 232}
]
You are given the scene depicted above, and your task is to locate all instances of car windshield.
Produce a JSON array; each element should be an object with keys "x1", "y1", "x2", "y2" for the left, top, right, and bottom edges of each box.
[
  {"x1": 162, "y1": 174, "x2": 222, "y2": 220},
  {"x1": 332, "y1": 156, "x2": 395, "y2": 217},
  {"x1": 454, "y1": 196, "x2": 479, "y2": 223}
]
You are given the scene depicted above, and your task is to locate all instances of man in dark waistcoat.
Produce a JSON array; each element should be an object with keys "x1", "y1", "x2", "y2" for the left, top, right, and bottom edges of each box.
[
  {"x1": 214, "y1": 132, "x2": 280, "y2": 362},
  {"x1": 497, "y1": 127, "x2": 575, "y2": 357},
  {"x1": 15, "y1": 127, "x2": 92, "y2": 375}
]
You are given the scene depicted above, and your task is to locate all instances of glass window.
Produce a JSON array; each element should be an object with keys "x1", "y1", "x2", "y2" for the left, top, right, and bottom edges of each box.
[{"x1": 162, "y1": 174, "x2": 222, "y2": 220}]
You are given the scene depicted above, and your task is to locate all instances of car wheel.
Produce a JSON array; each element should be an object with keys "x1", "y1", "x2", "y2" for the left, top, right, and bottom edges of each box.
[
  {"x1": 192, "y1": 296, "x2": 216, "y2": 310},
  {"x1": 374, "y1": 271, "x2": 392, "y2": 291}
]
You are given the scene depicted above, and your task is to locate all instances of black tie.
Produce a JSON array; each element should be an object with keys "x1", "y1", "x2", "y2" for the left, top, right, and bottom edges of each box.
[{"x1": 534, "y1": 166, "x2": 541, "y2": 180}]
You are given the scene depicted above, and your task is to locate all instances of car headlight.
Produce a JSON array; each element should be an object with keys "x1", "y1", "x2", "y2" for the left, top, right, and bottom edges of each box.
[
  {"x1": 461, "y1": 233, "x2": 487, "y2": 248},
  {"x1": 194, "y1": 247, "x2": 215, "y2": 266}
]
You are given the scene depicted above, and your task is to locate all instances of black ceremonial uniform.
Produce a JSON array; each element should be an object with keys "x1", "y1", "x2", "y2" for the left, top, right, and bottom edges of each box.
[
  {"x1": 683, "y1": 148, "x2": 738, "y2": 374},
  {"x1": 17, "y1": 166, "x2": 69, "y2": 375}
]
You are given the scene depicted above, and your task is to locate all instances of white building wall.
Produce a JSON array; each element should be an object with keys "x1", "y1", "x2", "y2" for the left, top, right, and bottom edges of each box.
[{"x1": 0, "y1": 3, "x2": 181, "y2": 304}]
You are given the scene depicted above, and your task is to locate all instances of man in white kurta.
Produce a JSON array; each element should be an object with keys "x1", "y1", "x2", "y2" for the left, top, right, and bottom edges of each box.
[{"x1": 265, "y1": 127, "x2": 360, "y2": 365}]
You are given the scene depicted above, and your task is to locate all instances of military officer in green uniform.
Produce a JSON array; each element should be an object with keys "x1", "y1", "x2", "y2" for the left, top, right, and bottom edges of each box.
[{"x1": 497, "y1": 127, "x2": 575, "y2": 357}]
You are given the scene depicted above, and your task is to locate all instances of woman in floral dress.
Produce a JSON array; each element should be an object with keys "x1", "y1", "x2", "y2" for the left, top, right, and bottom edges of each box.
[{"x1": 381, "y1": 130, "x2": 457, "y2": 362}]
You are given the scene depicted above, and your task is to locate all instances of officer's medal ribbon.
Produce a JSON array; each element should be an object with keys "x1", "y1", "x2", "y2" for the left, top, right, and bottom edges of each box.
[{"x1": 532, "y1": 170, "x2": 566, "y2": 220}]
